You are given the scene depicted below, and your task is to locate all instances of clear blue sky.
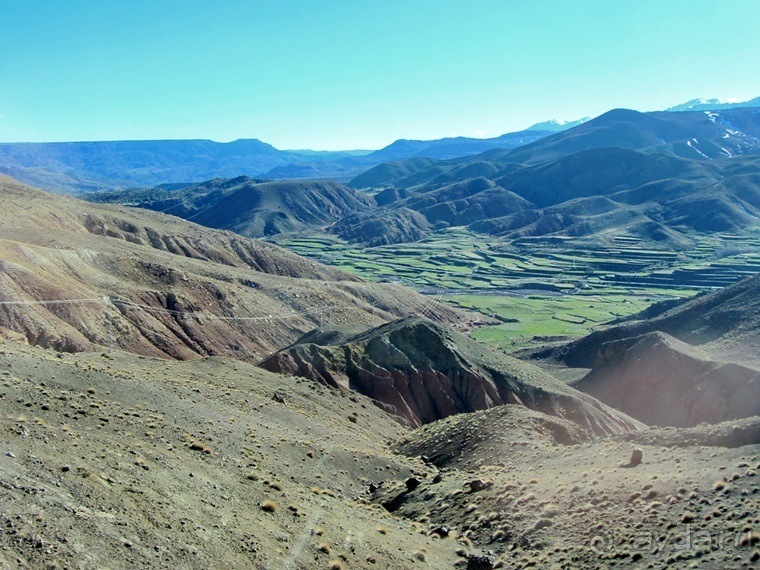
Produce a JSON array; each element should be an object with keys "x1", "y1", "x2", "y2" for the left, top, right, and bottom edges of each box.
[{"x1": 2, "y1": 0, "x2": 759, "y2": 150}]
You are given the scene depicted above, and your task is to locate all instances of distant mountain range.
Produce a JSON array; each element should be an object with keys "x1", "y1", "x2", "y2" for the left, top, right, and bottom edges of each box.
[
  {"x1": 525, "y1": 117, "x2": 590, "y2": 131},
  {"x1": 1, "y1": 96, "x2": 759, "y2": 194},
  {"x1": 0, "y1": 129, "x2": 562, "y2": 193},
  {"x1": 262, "y1": 129, "x2": 557, "y2": 181},
  {"x1": 341, "y1": 106, "x2": 760, "y2": 246},
  {"x1": 89, "y1": 105, "x2": 760, "y2": 250},
  {"x1": 0, "y1": 139, "x2": 366, "y2": 194}
]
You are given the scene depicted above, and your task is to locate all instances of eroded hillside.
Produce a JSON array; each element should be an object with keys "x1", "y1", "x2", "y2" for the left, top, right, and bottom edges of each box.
[{"x1": 0, "y1": 175, "x2": 481, "y2": 359}]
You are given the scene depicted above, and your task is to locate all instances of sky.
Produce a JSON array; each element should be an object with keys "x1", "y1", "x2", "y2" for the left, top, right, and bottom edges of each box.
[{"x1": 2, "y1": 0, "x2": 760, "y2": 150}]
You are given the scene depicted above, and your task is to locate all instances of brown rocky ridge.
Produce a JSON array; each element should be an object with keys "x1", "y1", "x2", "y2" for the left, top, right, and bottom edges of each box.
[{"x1": 259, "y1": 316, "x2": 642, "y2": 434}]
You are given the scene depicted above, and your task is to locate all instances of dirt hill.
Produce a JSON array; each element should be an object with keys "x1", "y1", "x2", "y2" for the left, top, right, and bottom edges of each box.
[
  {"x1": 572, "y1": 331, "x2": 760, "y2": 427},
  {"x1": 0, "y1": 339, "x2": 465, "y2": 569},
  {"x1": 2, "y1": 337, "x2": 758, "y2": 569},
  {"x1": 0, "y1": 175, "x2": 478, "y2": 360},
  {"x1": 86, "y1": 176, "x2": 375, "y2": 238},
  {"x1": 259, "y1": 316, "x2": 642, "y2": 434}
]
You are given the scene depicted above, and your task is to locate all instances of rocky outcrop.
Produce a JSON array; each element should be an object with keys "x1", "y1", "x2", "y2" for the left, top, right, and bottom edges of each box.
[{"x1": 259, "y1": 317, "x2": 642, "y2": 435}]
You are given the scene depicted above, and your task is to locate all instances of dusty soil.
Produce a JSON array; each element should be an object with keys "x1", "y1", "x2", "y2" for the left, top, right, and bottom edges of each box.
[
  {"x1": 0, "y1": 339, "x2": 757, "y2": 569},
  {"x1": 0, "y1": 339, "x2": 463, "y2": 569}
]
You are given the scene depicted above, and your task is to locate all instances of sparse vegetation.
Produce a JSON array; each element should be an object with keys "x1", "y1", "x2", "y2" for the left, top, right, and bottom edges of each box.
[{"x1": 1, "y1": 121, "x2": 760, "y2": 570}]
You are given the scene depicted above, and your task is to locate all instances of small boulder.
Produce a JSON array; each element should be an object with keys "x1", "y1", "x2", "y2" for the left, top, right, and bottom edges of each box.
[
  {"x1": 621, "y1": 448, "x2": 643, "y2": 468},
  {"x1": 469, "y1": 479, "x2": 491, "y2": 492},
  {"x1": 466, "y1": 554, "x2": 494, "y2": 570},
  {"x1": 405, "y1": 477, "x2": 421, "y2": 492}
]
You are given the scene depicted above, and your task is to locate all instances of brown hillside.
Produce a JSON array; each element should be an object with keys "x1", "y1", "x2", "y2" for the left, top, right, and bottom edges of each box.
[
  {"x1": 572, "y1": 331, "x2": 760, "y2": 427},
  {"x1": 0, "y1": 175, "x2": 481, "y2": 359},
  {"x1": 554, "y1": 273, "x2": 760, "y2": 369},
  {"x1": 1, "y1": 318, "x2": 758, "y2": 569}
]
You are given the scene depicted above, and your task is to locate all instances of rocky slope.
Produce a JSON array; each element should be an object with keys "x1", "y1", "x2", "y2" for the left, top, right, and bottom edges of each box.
[
  {"x1": 376, "y1": 413, "x2": 760, "y2": 569},
  {"x1": 259, "y1": 316, "x2": 642, "y2": 434},
  {"x1": 0, "y1": 175, "x2": 477, "y2": 360},
  {"x1": 553, "y1": 273, "x2": 760, "y2": 369},
  {"x1": 0, "y1": 339, "x2": 463, "y2": 569},
  {"x1": 572, "y1": 331, "x2": 760, "y2": 427},
  {"x1": 518, "y1": 274, "x2": 760, "y2": 432},
  {"x1": 2, "y1": 334, "x2": 759, "y2": 569}
]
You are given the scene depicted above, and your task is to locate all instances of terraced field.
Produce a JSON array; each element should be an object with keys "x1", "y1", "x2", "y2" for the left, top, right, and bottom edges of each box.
[{"x1": 275, "y1": 228, "x2": 760, "y2": 349}]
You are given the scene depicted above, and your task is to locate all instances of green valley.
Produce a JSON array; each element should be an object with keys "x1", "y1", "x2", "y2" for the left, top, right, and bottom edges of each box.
[{"x1": 275, "y1": 227, "x2": 760, "y2": 349}]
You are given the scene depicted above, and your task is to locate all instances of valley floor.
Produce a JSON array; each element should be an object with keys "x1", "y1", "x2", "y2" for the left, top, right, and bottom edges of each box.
[{"x1": 276, "y1": 227, "x2": 760, "y2": 351}]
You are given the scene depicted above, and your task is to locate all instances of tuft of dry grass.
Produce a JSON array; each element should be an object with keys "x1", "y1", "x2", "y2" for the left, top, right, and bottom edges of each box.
[{"x1": 260, "y1": 500, "x2": 278, "y2": 513}]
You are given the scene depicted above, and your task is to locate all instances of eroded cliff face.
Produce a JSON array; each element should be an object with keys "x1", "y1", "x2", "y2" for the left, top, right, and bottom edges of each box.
[{"x1": 259, "y1": 317, "x2": 642, "y2": 434}]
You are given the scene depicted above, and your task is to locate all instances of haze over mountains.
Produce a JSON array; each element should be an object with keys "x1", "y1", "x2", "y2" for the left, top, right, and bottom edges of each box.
[{"x1": 5, "y1": 96, "x2": 756, "y2": 195}]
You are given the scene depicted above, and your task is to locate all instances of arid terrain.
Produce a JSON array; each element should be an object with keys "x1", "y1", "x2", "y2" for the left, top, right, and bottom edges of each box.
[
  {"x1": 1, "y1": 339, "x2": 758, "y2": 569},
  {"x1": 0, "y1": 174, "x2": 482, "y2": 361},
  {"x1": 1, "y1": 174, "x2": 759, "y2": 569}
]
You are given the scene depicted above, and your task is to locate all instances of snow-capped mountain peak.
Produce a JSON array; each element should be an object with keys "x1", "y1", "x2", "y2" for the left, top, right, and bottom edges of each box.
[
  {"x1": 665, "y1": 97, "x2": 760, "y2": 112},
  {"x1": 525, "y1": 117, "x2": 590, "y2": 132}
]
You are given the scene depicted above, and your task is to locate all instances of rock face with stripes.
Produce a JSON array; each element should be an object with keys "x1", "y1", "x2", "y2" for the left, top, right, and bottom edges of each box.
[{"x1": 259, "y1": 316, "x2": 643, "y2": 435}]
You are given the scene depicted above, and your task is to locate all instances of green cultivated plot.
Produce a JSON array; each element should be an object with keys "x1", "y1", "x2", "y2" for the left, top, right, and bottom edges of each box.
[{"x1": 275, "y1": 228, "x2": 760, "y2": 350}]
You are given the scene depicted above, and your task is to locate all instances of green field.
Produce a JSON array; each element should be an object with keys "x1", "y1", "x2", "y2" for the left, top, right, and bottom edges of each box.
[{"x1": 275, "y1": 228, "x2": 760, "y2": 350}]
